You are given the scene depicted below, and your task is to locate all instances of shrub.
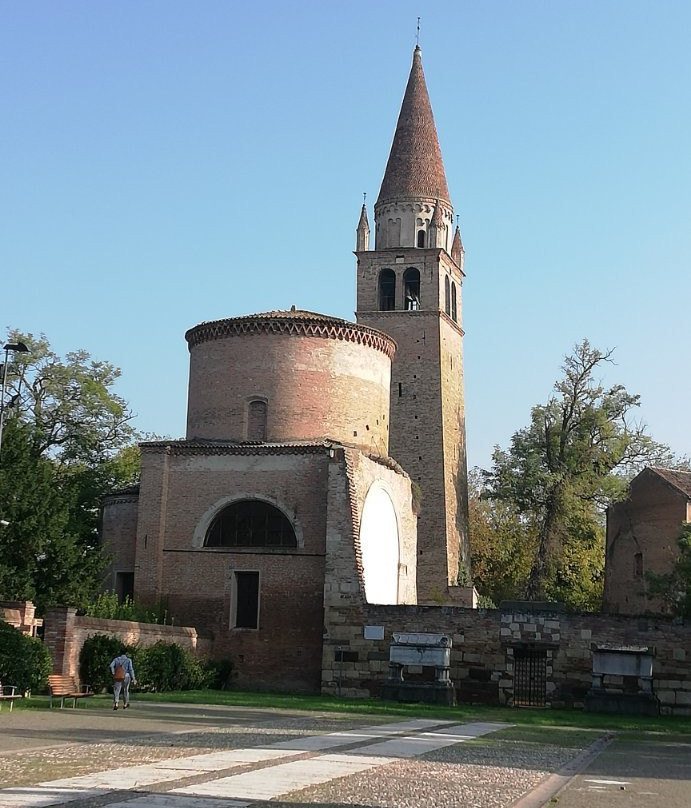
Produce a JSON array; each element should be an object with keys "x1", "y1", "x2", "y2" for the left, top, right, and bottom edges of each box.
[
  {"x1": 134, "y1": 641, "x2": 206, "y2": 692},
  {"x1": 79, "y1": 633, "x2": 132, "y2": 693},
  {"x1": 0, "y1": 619, "x2": 52, "y2": 694},
  {"x1": 79, "y1": 634, "x2": 228, "y2": 693},
  {"x1": 84, "y1": 591, "x2": 169, "y2": 624},
  {"x1": 202, "y1": 658, "x2": 235, "y2": 690}
]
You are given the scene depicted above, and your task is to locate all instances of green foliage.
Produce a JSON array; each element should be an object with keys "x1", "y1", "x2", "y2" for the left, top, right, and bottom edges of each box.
[
  {"x1": 0, "y1": 330, "x2": 140, "y2": 613},
  {"x1": 455, "y1": 561, "x2": 473, "y2": 588},
  {"x1": 133, "y1": 642, "x2": 207, "y2": 692},
  {"x1": 202, "y1": 658, "x2": 236, "y2": 690},
  {"x1": 79, "y1": 634, "x2": 220, "y2": 693},
  {"x1": 481, "y1": 340, "x2": 672, "y2": 606},
  {"x1": 2, "y1": 330, "x2": 135, "y2": 465},
  {"x1": 79, "y1": 633, "x2": 126, "y2": 693},
  {"x1": 468, "y1": 468, "x2": 537, "y2": 605},
  {"x1": 0, "y1": 619, "x2": 52, "y2": 693},
  {"x1": 646, "y1": 523, "x2": 691, "y2": 616},
  {"x1": 0, "y1": 420, "x2": 109, "y2": 611},
  {"x1": 84, "y1": 592, "x2": 168, "y2": 624}
]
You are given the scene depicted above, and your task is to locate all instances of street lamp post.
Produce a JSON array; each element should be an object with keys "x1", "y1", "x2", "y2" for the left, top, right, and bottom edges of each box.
[{"x1": 0, "y1": 341, "x2": 29, "y2": 459}]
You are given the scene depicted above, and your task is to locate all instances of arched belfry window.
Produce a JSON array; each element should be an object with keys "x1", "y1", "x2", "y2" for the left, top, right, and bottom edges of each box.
[
  {"x1": 417, "y1": 230, "x2": 425, "y2": 248},
  {"x1": 404, "y1": 268, "x2": 420, "y2": 311},
  {"x1": 247, "y1": 399, "x2": 267, "y2": 441},
  {"x1": 451, "y1": 282, "x2": 458, "y2": 322},
  {"x1": 444, "y1": 275, "x2": 451, "y2": 316},
  {"x1": 205, "y1": 500, "x2": 297, "y2": 548},
  {"x1": 379, "y1": 269, "x2": 396, "y2": 311}
]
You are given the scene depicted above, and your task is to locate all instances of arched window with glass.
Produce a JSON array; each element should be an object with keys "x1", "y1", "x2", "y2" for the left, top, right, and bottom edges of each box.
[
  {"x1": 444, "y1": 275, "x2": 451, "y2": 316},
  {"x1": 451, "y1": 282, "x2": 457, "y2": 322},
  {"x1": 204, "y1": 500, "x2": 297, "y2": 548}
]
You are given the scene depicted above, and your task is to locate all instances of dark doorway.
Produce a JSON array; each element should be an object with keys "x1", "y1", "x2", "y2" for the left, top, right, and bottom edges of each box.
[
  {"x1": 513, "y1": 647, "x2": 547, "y2": 707},
  {"x1": 234, "y1": 571, "x2": 259, "y2": 629}
]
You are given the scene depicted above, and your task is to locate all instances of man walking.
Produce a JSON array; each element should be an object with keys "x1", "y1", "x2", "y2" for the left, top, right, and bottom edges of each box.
[{"x1": 109, "y1": 650, "x2": 136, "y2": 710}]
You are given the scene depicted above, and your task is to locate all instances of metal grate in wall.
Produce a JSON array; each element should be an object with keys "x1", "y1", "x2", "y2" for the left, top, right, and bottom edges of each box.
[{"x1": 513, "y1": 647, "x2": 547, "y2": 707}]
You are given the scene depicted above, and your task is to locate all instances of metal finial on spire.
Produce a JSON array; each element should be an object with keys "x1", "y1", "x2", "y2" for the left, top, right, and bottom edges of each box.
[
  {"x1": 416, "y1": 17, "x2": 421, "y2": 47},
  {"x1": 363, "y1": 192, "x2": 367, "y2": 204},
  {"x1": 456, "y1": 214, "x2": 459, "y2": 226}
]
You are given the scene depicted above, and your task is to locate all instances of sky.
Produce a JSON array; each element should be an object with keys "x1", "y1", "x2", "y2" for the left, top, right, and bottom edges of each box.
[{"x1": 1, "y1": 1, "x2": 690, "y2": 471}]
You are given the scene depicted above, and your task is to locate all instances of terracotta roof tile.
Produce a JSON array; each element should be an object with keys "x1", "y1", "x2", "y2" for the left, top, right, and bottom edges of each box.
[
  {"x1": 649, "y1": 467, "x2": 691, "y2": 497},
  {"x1": 376, "y1": 47, "x2": 450, "y2": 206}
]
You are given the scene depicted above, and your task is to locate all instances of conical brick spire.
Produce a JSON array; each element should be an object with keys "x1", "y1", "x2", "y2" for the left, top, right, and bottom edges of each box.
[{"x1": 376, "y1": 46, "x2": 450, "y2": 206}]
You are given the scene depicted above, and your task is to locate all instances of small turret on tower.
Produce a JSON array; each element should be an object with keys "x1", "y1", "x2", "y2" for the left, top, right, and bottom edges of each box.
[
  {"x1": 356, "y1": 202, "x2": 370, "y2": 251},
  {"x1": 428, "y1": 200, "x2": 446, "y2": 249},
  {"x1": 451, "y1": 224, "x2": 464, "y2": 270}
]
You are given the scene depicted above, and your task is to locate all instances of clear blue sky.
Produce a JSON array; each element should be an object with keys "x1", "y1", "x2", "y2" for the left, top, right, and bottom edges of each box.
[{"x1": 2, "y1": 1, "x2": 690, "y2": 470}]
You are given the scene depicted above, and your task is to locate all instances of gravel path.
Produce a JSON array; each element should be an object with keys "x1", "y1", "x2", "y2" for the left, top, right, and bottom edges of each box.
[
  {"x1": 274, "y1": 733, "x2": 596, "y2": 808},
  {"x1": 0, "y1": 719, "x2": 373, "y2": 788},
  {"x1": 0, "y1": 707, "x2": 600, "y2": 808}
]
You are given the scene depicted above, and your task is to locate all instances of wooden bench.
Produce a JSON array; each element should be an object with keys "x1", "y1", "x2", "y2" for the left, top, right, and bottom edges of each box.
[
  {"x1": 0, "y1": 680, "x2": 23, "y2": 712},
  {"x1": 47, "y1": 674, "x2": 93, "y2": 709}
]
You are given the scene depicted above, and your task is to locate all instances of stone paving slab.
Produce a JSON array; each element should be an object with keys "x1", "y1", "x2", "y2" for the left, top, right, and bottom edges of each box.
[
  {"x1": 173, "y1": 721, "x2": 510, "y2": 802},
  {"x1": 0, "y1": 702, "x2": 618, "y2": 808},
  {"x1": 174, "y1": 753, "x2": 394, "y2": 801}
]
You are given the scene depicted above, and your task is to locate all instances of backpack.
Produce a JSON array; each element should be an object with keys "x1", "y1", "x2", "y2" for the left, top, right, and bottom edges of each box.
[{"x1": 113, "y1": 662, "x2": 126, "y2": 681}]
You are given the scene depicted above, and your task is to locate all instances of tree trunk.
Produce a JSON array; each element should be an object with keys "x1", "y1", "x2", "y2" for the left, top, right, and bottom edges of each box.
[{"x1": 525, "y1": 491, "x2": 561, "y2": 600}]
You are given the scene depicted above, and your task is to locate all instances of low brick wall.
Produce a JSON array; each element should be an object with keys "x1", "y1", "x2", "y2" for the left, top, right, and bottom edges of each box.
[
  {"x1": 0, "y1": 600, "x2": 43, "y2": 636},
  {"x1": 321, "y1": 604, "x2": 691, "y2": 716},
  {"x1": 44, "y1": 607, "x2": 210, "y2": 681}
]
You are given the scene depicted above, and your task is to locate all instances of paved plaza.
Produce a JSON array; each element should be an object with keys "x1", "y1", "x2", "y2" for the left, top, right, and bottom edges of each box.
[{"x1": 0, "y1": 702, "x2": 689, "y2": 807}]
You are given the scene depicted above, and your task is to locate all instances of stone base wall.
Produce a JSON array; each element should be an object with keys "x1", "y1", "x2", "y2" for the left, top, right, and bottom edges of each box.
[
  {"x1": 44, "y1": 607, "x2": 208, "y2": 681},
  {"x1": 321, "y1": 603, "x2": 691, "y2": 716}
]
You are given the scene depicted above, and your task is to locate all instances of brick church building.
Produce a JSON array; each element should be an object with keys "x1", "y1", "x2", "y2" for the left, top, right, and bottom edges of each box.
[{"x1": 102, "y1": 46, "x2": 472, "y2": 692}]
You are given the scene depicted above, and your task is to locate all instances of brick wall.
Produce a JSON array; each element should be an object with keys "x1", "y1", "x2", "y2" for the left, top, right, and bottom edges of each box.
[
  {"x1": 604, "y1": 471, "x2": 689, "y2": 614},
  {"x1": 101, "y1": 492, "x2": 139, "y2": 593},
  {"x1": 356, "y1": 246, "x2": 468, "y2": 599},
  {"x1": 321, "y1": 602, "x2": 691, "y2": 715},
  {"x1": 43, "y1": 607, "x2": 204, "y2": 681},
  {"x1": 133, "y1": 445, "x2": 331, "y2": 693},
  {"x1": 185, "y1": 322, "x2": 393, "y2": 456}
]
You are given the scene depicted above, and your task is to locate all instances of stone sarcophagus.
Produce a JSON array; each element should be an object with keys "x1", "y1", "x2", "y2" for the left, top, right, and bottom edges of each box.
[
  {"x1": 380, "y1": 632, "x2": 455, "y2": 706},
  {"x1": 585, "y1": 643, "x2": 659, "y2": 715}
]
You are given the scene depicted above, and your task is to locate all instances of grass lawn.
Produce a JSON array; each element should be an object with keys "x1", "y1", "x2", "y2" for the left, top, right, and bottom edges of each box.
[{"x1": 14, "y1": 688, "x2": 691, "y2": 735}]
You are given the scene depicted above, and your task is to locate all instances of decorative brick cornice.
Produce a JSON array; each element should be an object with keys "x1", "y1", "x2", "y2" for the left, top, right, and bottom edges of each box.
[
  {"x1": 103, "y1": 483, "x2": 141, "y2": 505},
  {"x1": 103, "y1": 494, "x2": 140, "y2": 505},
  {"x1": 139, "y1": 439, "x2": 336, "y2": 457},
  {"x1": 185, "y1": 311, "x2": 396, "y2": 359}
]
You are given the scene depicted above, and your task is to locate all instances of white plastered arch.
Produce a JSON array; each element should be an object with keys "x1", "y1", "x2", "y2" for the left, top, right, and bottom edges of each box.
[{"x1": 359, "y1": 481, "x2": 400, "y2": 604}]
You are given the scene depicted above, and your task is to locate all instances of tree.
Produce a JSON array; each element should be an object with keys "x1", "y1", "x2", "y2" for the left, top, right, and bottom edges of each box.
[
  {"x1": 482, "y1": 340, "x2": 673, "y2": 605},
  {"x1": 2, "y1": 330, "x2": 135, "y2": 465},
  {"x1": 0, "y1": 331, "x2": 140, "y2": 612},
  {"x1": 468, "y1": 468, "x2": 537, "y2": 606},
  {"x1": 0, "y1": 419, "x2": 113, "y2": 611}
]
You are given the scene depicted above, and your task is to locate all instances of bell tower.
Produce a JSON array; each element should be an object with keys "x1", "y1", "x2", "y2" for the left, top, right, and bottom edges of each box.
[{"x1": 355, "y1": 46, "x2": 469, "y2": 601}]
